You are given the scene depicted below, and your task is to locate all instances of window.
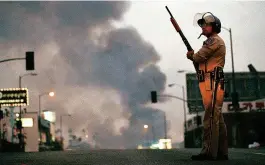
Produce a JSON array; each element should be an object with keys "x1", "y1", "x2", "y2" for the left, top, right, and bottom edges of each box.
[{"x1": 259, "y1": 78, "x2": 265, "y2": 97}]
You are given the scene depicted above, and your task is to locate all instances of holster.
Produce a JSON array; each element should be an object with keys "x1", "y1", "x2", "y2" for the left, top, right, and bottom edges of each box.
[
  {"x1": 211, "y1": 66, "x2": 225, "y2": 90},
  {"x1": 211, "y1": 66, "x2": 224, "y2": 81},
  {"x1": 197, "y1": 66, "x2": 225, "y2": 90},
  {"x1": 197, "y1": 70, "x2": 205, "y2": 82}
]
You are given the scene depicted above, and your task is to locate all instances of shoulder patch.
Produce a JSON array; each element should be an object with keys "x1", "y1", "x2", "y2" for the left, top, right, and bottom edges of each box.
[{"x1": 205, "y1": 37, "x2": 215, "y2": 45}]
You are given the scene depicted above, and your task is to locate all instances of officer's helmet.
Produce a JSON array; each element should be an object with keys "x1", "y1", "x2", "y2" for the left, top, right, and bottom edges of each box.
[{"x1": 194, "y1": 12, "x2": 221, "y2": 34}]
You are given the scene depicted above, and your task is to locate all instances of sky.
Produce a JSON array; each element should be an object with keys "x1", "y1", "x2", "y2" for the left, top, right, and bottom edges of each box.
[{"x1": 0, "y1": 1, "x2": 265, "y2": 148}]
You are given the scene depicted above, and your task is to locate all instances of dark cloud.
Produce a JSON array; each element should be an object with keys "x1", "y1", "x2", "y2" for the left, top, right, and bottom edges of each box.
[
  {"x1": 53, "y1": 1, "x2": 129, "y2": 27},
  {"x1": 0, "y1": 1, "x2": 167, "y2": 148}
]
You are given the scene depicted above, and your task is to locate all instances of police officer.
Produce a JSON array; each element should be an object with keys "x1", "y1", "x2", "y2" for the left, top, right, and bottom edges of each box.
[{"x1": 186, "y1": 13, "x2": 228, "y2": 160}]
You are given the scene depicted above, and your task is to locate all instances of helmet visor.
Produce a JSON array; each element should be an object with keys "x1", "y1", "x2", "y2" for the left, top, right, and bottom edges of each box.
[{"x1": 193, "y1": 12, "x2": 215, "y2": 28}]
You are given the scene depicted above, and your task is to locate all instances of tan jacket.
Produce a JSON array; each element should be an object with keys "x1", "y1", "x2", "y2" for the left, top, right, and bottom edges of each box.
[{"x1": 193, "y1": 34, "x2": 226, "y2": 72}]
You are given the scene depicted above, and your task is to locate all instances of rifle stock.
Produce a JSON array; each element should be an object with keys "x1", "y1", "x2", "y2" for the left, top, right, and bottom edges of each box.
[{"x1": 165, "y1": 6, "x2": 199, "y2": 73}]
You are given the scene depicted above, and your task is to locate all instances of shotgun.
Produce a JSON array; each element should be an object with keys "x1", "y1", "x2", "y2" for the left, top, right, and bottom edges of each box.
[{"x1": 165, "y1": 6, "x2": 199, "y2": 73}]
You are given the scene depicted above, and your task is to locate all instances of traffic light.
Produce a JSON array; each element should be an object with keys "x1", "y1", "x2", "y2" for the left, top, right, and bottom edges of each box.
[
  {"x1": 5, "y1": 109, "x2": 9, "y2": 117},
  {"x1": 23, "y1": 108, "x2": 27, "y2": 114},
  {"x1": 0, "y1": 110, "x2": 3, "y2": 119},
  {"x1": 26, "y1": 51, "x2": 35, "y2": 70},
  {"x1": 231, "y1": 92, "x2": 239, "y2": 111},
  {"x1": 16, "y1": 120, "x2": 22, "y2": 129},
  {"x1": 196, "y1": 116, "x2": 202, "y2": 126},
  {"x1": 151, "y1": 91, "x2": 157, "y2": 103}
]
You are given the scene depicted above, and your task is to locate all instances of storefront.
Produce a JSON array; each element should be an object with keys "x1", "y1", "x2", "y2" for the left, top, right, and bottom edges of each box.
[
  {"x1": 38, "y1": 117, "x2": 52, "y2": 145},
  {"x1": 184, "y1": 111, "x2": 265, "y2": 148}
]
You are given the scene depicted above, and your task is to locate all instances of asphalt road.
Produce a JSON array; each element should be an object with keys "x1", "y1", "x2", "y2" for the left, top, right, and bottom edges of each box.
[{"x1": 1, "y1": 148, "x2": 265, "y2": 165}]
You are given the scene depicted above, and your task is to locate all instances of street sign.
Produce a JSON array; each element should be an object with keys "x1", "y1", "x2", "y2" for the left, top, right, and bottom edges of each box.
[
  {"x1": 186, "y1": 72, "x2": 265, "y2": 114},
  {"x1": 0, "y1": 88, "x2": 29, "y2": 107}
]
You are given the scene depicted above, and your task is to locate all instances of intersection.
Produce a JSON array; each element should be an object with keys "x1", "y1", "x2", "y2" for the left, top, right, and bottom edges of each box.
[{"x1": 1, "y1": 148, "x2": 265, "y2": 165}]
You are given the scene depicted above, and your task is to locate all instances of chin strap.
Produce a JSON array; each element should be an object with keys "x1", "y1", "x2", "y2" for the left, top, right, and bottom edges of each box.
[{"x1": 197, "y1": 33, "x2": 203, "y2": 39}]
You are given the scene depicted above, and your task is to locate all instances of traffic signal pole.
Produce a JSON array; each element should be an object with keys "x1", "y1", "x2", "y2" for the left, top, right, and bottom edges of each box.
[
  {"x1": 0, "y1": 58, "x2": 25, "y2": 63},
  {"x1": 0, "y1": 51, "x2": 35, "y2": 151},
  {"x1": 151, "y1": 91, "x2": 189, "y2": 147},
  {"x1": 0, "y1": 51, "x2": 35, "y2": 70}
]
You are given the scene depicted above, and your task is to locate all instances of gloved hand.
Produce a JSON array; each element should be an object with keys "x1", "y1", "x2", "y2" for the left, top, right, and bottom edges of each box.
[{"x1": 186, "y1": 50, "x2": 194, "y2": 61}]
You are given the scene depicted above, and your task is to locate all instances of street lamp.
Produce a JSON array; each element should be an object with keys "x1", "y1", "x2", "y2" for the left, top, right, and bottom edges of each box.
[
  {"x1": 38, "y1": 91, "x2": 55, "y2": 144},
  {"x1": 168, "y1": 83, "x2": 187, "y2": 135},
  {"x1": 38, "y1": 91, "x2": 55, "y2": 117},
  {"x1": 177, "y1": 70, "x2": 202, "y2": 148},
  {"x1": 143, "y1": 124, "x2": 156, "y2": 148},
  {"x1": 177, "y1": 70, "x2": 200, "y2": 117},
  {"x1": 19, "y1": 73, "x2": 38, "y2": 88},
  {"x1": 222, "y1": 27, "x2": 240, "y2": 147},
  {"x1": 150, "y1": 112, "x2": 168, "y2": 149},
  {"x1": 19, "y1": 73, "x2": 38, "y2": 114},
  {"x1": 222, "y1": 26, "x2": 239, "y2": 110},
  {"x1": 18, "y1": 72, "x2": 37, "y2": 150},
  {"x1": 49, "y1": 92, "x2": 55, "y2": 97}
]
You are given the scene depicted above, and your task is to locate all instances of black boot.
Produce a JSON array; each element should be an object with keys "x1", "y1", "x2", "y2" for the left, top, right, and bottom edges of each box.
[
  {"x1": 191, "y1": 154, "x2": 216, "y2": 161},
  {"x1": 216, "y1": 154, "x2": 229, "y2": 160}
]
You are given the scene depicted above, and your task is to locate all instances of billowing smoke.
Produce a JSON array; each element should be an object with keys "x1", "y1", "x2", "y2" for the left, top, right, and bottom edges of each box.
[{"x1": 0, "y1": 1, "x2": 167, "y2": 148}]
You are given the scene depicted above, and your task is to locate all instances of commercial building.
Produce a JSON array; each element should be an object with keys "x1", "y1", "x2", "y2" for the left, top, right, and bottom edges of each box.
[
  {"x1": 0, "y1": 109, "x2": 56, "y2": 152},
  {"x1": 184, "y1": 71, "x2": 265, "y2": 148},
  {"x1": 22, "y1": 112, "x2": 39, "y2": 152}
]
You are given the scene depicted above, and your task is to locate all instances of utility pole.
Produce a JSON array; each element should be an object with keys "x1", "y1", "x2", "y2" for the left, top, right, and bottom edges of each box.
[
  {"x1": 230, "y1": 28, "x2": 239, "y2": 111},
  {"x1": 38, "y1": 91, "x2": 55, "y2": 144},
  {"x1": 221, "y1": 27, "x2": 239, "y2": 110},
  {"x1": 60, "y1": 115, "x2": 62, "y2": 140},
  {"x1": 182, "y1": 86, "x2": 187, "y2": 134},
  {"x1": 151, "y1": 125, "x2": 155, "y2": 142},
  {"x1": 164, "y1": 112, "x2": 167, "y2": 140},
  {"x1": 167, "y1": 83, "x2": 188, "y2": 145},
  {"x1": 18, "y1": 76, "x2": 23, "y2": 150},
  {"x1": 0, "y1": 52, "x2": 35, "y2": 149},
  {"x1": 164, "y1": 112, "x2": 168, "y2": 149},
  {"x1": 194, "y1": 89, "x2": 198, "y2": 147},
  {"x1": 222, "y1": 27, "x2": 239, "y2": 147},
  {"x1": 0, "y1": 104, "x2": 2, "y2": 145},
  {"x1": 151, "y1": 90, "x2": 193, "y2": 148},
  {"x1": 151, "y1": 119, "x2": 156, "y2": 142},
  {"x1": 18, "y1": 73, "x2": 37, "y2": 150},
  {"x1": 10, "y1": 107, "x2": 14, "y2": 143}
]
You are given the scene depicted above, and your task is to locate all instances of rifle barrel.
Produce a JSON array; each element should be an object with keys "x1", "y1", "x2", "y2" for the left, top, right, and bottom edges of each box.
[{"x1": 165, "y1": 6, "x2": 173, "y2": 18}]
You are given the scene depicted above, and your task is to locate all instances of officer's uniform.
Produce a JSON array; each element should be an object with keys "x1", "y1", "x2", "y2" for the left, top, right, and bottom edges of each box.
[{"x1": 188, "y1": 13, "x2": 228, "y2": 160}]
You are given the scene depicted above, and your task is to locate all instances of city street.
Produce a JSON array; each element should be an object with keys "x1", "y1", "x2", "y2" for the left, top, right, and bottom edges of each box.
[{"x1": 1, "y1": 148, "x2": 265, "y2": 165}]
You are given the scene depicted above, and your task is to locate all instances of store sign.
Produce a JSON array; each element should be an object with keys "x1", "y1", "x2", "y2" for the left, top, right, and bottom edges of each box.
[
  {"x1": 22, "y1": 118, "x2": 34, "y2": 127},
  {"x1": 225, "y1": 100, "x2": 265, "y2": 112},
  {"x1": 186, "y1": 72, "x2": 265, "y2": 114},
  {"x1": 0, "y1": 88, "x2": 28, "y2": 107}
]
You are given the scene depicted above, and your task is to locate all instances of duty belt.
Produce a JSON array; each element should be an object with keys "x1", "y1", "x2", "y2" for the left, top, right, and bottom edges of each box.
[{"x1": 196, "y1": 66, "x2": 224, "y2": 82}]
